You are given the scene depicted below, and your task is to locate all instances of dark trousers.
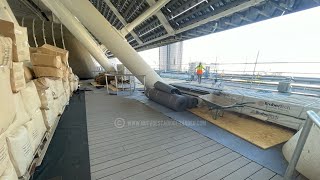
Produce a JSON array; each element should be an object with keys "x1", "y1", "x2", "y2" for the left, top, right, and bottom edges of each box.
[{"x1": 197, "y1": 74, "x2": 202, "y2": 84}]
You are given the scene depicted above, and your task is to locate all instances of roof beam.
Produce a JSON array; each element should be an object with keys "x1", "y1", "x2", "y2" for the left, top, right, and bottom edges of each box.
[
  {"x1": 146, "y1": 0, "x2": 175, "y2": 35},
  {"x1": 120, "y1": 0, "x2": 171, "y2": 36},
  {"x1": 103, "y1": 0, "x2": 143, "y2": 44},
  {"x1": 134, "y1": 0, "x2": 266, "y2": 48}
]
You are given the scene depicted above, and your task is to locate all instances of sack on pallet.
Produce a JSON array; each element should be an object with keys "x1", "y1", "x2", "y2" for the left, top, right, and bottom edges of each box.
[
  {"x1": 0, "y1": 160, "x2": 18, "y2": 180},
  {"x1": 33, "y1": 79, "x2": 54, "y2": 110},
  {"x1": 63, "y1": 80, "x2": 71, "y2": 98},
  {"x1": 54, "y1": 79, "x2": 65, "y2": 97},
  {"x1": 0, "y1": 135, "x2": 10, "y2": 176},
  {"x1": 33, "y1": 66, "x2": 64, "y2": 78},
  {"x1": 70, "y1": 81, "x2": 75, "y2": 92},
  {"x1": 14, "y1": 26, "x2": 30, "y2": 62},
  {"x1": 31, "y1": 53, "x2": 63, "y2": 69},
  {"x1": 0, "y1": 36, "x2": 12, "y2": 67},
  {"x1": 6, "y1": 126, "x2": 33, "y2": 177},
  {"x1": 20, "y1": 81, "x2": 41, "y2": 117},
  {"x1": 11, "y1": 93, "x2": 31, "y2": 130},
  {"x1": 41, "y1": 108, "x2": 57, "y2": 130},
  {"x1": 23, "y1": 65, "x2": 34, "y2": 83},
  {"x1": 0, "y1": 20, "x2": 30, "y2": 62},
  {"x1": 36, "y1": 44, "x2": 69, "y2": 65},
  {"x1": 24, "y1": 109, "x2": 46, "y2": 153},
  {"x1": 0, "y1": 68, "x2": 15, "y2": 135},
  {"x1": 10, "y1": 62, "x2": 25, "y2": 92}
]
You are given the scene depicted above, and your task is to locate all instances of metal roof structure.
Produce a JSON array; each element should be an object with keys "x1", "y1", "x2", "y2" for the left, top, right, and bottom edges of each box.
[{"x1": 9, "y1": 0, "x2": 320, "y2": 57}]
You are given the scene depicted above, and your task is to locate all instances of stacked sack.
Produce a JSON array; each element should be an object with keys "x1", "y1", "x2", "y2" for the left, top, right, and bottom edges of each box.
[
  {"x1": 1, "y1": 18, "x2": 79, "y2": 179},
  {"x1": 0, "y1": 19, "x2": 40, "y2": 179}
]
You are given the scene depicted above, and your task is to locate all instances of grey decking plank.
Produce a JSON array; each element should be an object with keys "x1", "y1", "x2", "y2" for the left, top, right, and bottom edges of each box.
[
  {"x1": 89, "y1": 128, "x2": 193, "y2": 154},
  {"x1": 90, "y1": 135, "x2": 207, "y2": 165},
  {"x1": 174, "y1": 152, "x2": 241, "y2": 180},
  {"x1": 198, "y1": 157, "x2": 251, "y2": 180},
  {"x1": 97, "y1": 141, "x2": 218, "y2": 180},
  {"x1": 92, "y1": 137, "x2": 212, "y2": 173},
  {"x1": 90, "y1": 133, "x2": 201, "y2": 160},
  {"x1": 89, "y1": 126, "x2": 189, "y2": 150},
  {"x1": 270, "y1": 175, "x2": 283, "y2": 180},
  {"x1": 223, "y1": 162, "x2": 263, "y2": 180},
  {"x1": 249, "y1": 168, "x2": 277, "y2": 180},
  {"x1": 198, "y1": 147, "x2": 233, "y2": 164},
  {"x1": 149, "y1": 159, "x2": 204, "y2": 180},
  {"x1": 124, "y1": 144, "x2": 225, "y2": 180}
]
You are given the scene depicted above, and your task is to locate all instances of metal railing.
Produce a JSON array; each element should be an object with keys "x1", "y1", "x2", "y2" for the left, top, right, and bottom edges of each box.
[
  {"x1": 105, "y1": 73, "x2": 146, "y2": 95},
  {"x1": 284, "y1": 110, "x2": 320, "y2": 180}
]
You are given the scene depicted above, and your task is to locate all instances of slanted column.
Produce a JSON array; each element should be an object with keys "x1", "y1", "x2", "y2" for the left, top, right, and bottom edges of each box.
[{"x1": 58, "y1": 0, "x2": 163, "y2": 87}]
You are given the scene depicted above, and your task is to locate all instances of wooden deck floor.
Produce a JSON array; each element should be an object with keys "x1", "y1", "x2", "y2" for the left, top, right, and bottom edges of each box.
[{"x1": 85, "y1": 91, "x2": 284, "y2": 180}]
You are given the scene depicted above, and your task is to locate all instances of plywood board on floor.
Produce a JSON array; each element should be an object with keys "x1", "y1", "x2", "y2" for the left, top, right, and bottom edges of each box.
[
  {"x1": 188, "y1": 107, "x2": 294, "y2": 149},
  {"x1": 90, "y1": 81, "x2": 105, "y2": 87}
]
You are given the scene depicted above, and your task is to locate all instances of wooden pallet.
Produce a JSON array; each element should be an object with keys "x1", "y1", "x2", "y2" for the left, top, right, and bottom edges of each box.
[{"x1": 18, "y1": 105, "x2": 67, "y2": 180}]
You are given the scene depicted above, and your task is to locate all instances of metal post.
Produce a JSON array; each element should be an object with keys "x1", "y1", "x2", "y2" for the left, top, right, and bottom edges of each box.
[
  {"x1": 284, "y1": 111, "x2": 320, "y2": 180},
  {"x1": 106, "y1": 74, "x2": 109, "y2": 94},
  {"x1": 115, "y1": 75, "x2": 118, "y2": 95}
]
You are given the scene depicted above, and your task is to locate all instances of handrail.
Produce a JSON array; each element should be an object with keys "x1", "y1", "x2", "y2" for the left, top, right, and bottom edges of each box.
[{"x1": 284, "y1": 110, "x2": 320, "y2": 180}]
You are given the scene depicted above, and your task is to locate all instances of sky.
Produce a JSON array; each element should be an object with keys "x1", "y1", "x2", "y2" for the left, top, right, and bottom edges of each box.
[{"x1": 139, "y1": 6, "x2": 320, "y2": 77}]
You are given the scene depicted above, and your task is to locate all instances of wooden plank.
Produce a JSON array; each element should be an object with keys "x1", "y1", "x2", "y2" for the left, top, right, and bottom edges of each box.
[
  {"x1": 224, "y1": 162, "x2": 263, "y2": 180},
  {"x1": 90, "y1": 81, "x2": 105, "y2": 87},
  {"x1": 249, "y1": 168, "x2": 276, "y2": 180},
  {"x1": 188, "y1": 107, "x2": 294, "y2": 149}
]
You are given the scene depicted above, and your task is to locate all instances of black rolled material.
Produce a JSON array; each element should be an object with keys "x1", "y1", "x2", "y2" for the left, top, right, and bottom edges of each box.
[
  {"x1": 182, "y1": 94, "x2": 199, "y2": 109},
  {"x1": 154, "y1": 81, "x2": 182, "y2": 95},
  {"x1": 146, "y1": 88, "x2": 187, "y2": 111}
]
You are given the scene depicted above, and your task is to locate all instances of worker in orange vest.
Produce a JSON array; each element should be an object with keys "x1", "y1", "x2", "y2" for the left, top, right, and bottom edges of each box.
[{"x1": 195, "y1": 62, "x2": 205, "y2": 84}]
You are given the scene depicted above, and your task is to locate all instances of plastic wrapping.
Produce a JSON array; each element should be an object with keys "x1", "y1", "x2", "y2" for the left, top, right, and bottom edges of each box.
[
  {"x1": 283, "y1": 124, "x2": 320, "y2": 180},
  {"x1": 0, "y1": 160, "x2": 18, "y2": 180},
  {"x1": 0, "y1": 135, "x2": 9, "y2": 176},
  {"x1": 14, "y1": 26, "x2": 30, "y2": 62},
  {"x1": 6, "y1": 126, "x2": 33, "y2": 177},
  {"x1": 24, "y1": 109, "x2": 46, "y2": 153},
  {"x1": 0, "y1": 68, "x2": 15, "y2": 135},
  {"x1": 10, "y1": 62, "x2": 25, "y2": 92},
  {"x1": 41, "y1": 109, "x2": 57, "y2": 130},
  {"x1": 33, "y1": 79, "x2": 54, "y2": 110},
  {"x1": 20, "y1": 81, "x2": 41, "y2": 117}
]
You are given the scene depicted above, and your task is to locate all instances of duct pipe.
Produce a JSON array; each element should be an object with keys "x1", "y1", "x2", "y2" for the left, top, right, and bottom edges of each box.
[
  {"x1": 120, "y1": 0, "x2": 171, "y2": 36},
  {"x1": 58, "y1": 0, "x2": 163, "y2": 88},
  {"x1": 40, "y1": 0, "x2": 115, "y2": 72}
]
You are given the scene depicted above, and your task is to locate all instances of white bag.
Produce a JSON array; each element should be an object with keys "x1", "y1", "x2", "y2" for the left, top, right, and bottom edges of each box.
[
  {"x1": 11, "y1": 93, "x2": 31, "y2": 130},
  {"x1": 0, "y1": 68, "x2": 15, "y2": 135},
  {"x1": 0, "y1": 135, "x2": 9, "y2": 176},
  {"x1": 6, "y1": 126, "x2": 33, "y2": 177},
  {"x1": 41, "y1": 109, "x2": 57, "y2": 130},
  {"x1": 0, "y1": 161, "x2": 18, "y2": 180},
  {"x1": 20, "y1": 81, "x2": 41, "y2": 117},
  {"x1": 24, "y1": 109, "x2": 47, "y2": 153}
]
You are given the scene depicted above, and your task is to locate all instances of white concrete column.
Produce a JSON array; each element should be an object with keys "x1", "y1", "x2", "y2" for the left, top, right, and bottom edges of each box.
[
  {"x1": 0, "y1": 0, "x2": 18, "y2": 24},
  {"x1": 59, "y1": 0, "x2": 163, "y2": 87},
  {"x1": 40, "y1": 0, "x2": 115, "y2": 72}
]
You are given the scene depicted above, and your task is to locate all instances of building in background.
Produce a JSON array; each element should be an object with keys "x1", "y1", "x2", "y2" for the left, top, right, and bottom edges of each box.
[{"x1": 159, "y1": 42, "x2": 183, "y2": 72}]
